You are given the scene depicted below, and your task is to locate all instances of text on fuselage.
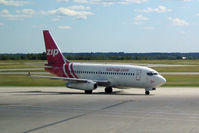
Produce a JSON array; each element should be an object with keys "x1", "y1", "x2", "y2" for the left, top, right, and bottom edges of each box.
[{"x1": 106, "y1": 67, "x2": 129, "y2": 72}]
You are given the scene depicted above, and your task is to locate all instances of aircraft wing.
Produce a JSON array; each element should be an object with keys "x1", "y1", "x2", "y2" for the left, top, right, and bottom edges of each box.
[{"x1": 30, "y1": 75, "x2": 110, "y2": 85}]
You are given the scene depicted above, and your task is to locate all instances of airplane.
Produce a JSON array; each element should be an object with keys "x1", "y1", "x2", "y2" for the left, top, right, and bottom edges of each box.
[{"x1": 35, "y1": 30, "x2": 166, "y2": 95}]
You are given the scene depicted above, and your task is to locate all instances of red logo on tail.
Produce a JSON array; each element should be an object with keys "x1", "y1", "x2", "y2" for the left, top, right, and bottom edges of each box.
[{"x1": 47, "y1": 49, "x2": 59, "y2": 57}]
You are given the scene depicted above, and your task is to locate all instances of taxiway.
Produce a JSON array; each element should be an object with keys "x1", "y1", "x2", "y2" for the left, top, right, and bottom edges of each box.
[{"x1": 0, "y1": 87, "x2": 199, "y2": 133}]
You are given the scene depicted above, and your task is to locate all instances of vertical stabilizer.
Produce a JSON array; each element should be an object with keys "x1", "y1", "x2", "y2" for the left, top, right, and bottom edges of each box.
[{"x1": 43, "y1": 30, "x2": 68, "y2": 65}]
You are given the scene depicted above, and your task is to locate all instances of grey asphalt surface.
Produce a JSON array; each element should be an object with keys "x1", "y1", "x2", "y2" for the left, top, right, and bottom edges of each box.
[{"x1": 1, "y1": 87, "x2": 199, "y2": 133}]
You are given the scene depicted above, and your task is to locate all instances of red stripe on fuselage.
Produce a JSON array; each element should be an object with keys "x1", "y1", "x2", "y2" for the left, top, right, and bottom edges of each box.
[
  {"x1": 65, "y1": 62, "x2": 74, "y2": 78},
  {"x1": 70, "y1": 63, "x2": 78, "y2": 79},
  {"x1": 63, "y1": 64, "x2": 68, "y2": 78}
]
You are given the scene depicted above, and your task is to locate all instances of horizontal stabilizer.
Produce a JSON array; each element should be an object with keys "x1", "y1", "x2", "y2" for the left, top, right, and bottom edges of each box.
[{"x1": 44, "y1": 65, "x2": 53, "y2": 68}]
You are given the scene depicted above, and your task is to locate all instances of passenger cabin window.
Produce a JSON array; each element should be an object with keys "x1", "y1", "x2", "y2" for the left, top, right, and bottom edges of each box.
[{"x1": 74, "y1": 70, "x2": 135, "y2": 77}]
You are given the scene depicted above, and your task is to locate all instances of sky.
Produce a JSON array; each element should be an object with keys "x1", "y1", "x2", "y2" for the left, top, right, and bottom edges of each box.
[{"x1": 0, "y1": 0, "x2": 199, "y2": 53}]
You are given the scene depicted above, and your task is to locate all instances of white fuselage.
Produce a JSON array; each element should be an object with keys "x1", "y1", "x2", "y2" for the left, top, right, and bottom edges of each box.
[{"x1": 66, "y1": 63, "x2": 166, "y2": 89}]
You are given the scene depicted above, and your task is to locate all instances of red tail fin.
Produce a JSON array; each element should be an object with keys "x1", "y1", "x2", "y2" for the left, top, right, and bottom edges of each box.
[{"x1": 43, "y1": 30, "x2": 68, "y2": 65}]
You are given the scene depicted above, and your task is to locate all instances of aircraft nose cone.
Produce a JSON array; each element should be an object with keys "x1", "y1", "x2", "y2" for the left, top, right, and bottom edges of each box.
[{"x1": 159, "y1": 76, "x2": 166, "y2": 85}]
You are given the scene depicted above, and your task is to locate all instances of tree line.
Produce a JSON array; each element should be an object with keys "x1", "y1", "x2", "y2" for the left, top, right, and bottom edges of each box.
[{"x1": 1, "y1": 52, "x2": 199, "y2": 60}]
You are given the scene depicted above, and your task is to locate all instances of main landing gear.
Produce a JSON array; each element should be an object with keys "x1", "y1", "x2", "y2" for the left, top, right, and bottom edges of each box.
[
  {"x1": 105, "y1": 87, "x2": 112, "y2": 94},
  {"x1": 85, "y1": 87, "x2": 113, "y2": 94},
  {"x1": 85, "y1": 90, "x2": 92, "y2": 94},
  {"x1": 145, "y1": 91, "x2": 150, "y2": 95}
]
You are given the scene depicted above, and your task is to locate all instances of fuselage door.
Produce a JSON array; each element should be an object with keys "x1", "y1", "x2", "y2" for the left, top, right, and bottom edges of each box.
[{"x1": 136, "y1": 70, "x2": 142, "y2": 81}]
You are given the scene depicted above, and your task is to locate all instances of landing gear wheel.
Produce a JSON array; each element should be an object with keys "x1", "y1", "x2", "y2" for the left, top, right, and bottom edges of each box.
[
  {"x1": 145, "y1": 91, "x2": 150, "y2": 95},
  {"x1": 85, "y1": 90, "x2": 92, "y2": 94},
  {"x1": 105, "y1": 87, "x2": 112, "y2": 94}
]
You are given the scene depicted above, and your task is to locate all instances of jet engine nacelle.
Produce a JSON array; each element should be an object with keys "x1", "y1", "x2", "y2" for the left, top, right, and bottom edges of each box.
[{"x1": 66, "y1": 80, "x2": 97, "y2": 90}]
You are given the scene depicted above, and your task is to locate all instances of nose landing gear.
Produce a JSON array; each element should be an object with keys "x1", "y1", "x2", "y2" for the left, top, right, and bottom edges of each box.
[{"x1": 145, "y1": 88, "x2": 156, "y2": 95}]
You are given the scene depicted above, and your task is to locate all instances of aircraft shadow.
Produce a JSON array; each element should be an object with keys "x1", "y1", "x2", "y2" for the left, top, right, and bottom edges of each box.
[{"x1": 5, "y1": 90, "x2": 150, "y2": 96}]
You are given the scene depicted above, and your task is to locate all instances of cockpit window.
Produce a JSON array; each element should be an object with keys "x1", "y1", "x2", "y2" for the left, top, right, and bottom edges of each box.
[
  {"x1": 147, "y1": 72, "x2": 158, "y2": 76},
  {"x1": 153, "y1": 72, "x2": 158, "y2": 75},
  {"x1": 147, "y1": 72, "x2": 153, "y2": 76}
]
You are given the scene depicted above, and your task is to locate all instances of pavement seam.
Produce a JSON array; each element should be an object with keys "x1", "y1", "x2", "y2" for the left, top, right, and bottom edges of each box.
[{"x1": 22, "y1": 100, "x2": 132, "y2": 133}]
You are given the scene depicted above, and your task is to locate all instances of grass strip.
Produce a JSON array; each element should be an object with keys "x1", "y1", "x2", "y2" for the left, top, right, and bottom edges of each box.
[
  {"x1": 163, "y1": 75, "x2": 199, "y2": 87},
  {"x1": 1, "y1": 74, "x2": 199, "y2": 87}
]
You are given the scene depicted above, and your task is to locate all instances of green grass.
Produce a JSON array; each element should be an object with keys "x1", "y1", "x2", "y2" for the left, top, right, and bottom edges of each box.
[
  {"x1": 0, "y1": 75, "x2": 65, "y2": 86},
  {"x1": 72, "y1": 59, "x2": 199, "y2": 65},
  {"x1": 0, "y1": 60, "x2": 47, "y2": 63},
  {"x1": 0, "y1": 60, "x2": 46, "y2": 69},
  {"x1": 0, "y1": 69, "x2": 45, "y2": 72},
  {"x1": 0, "y1": 64, "x2": 39, "y2": 69},
  {"x1": 163, "y1": 75, "x2": 199, "y2": 87},
  {"x1": 1, "y1": 59, "x2": 199, "y2": 65},
  {"x1": 153, "y1": 66, "x2": 199, "y2": 72}
]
